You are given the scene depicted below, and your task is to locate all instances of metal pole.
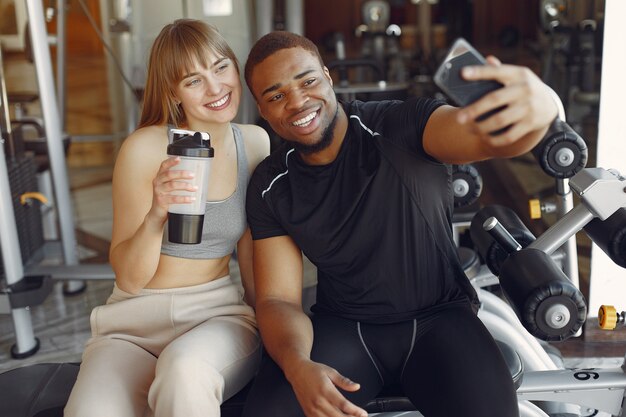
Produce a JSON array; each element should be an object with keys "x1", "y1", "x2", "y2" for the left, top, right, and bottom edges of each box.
[
  {"x1": 0, "y1": 49, "x2": 38, "y2": 355},
  {"x1": 25, "y1": 0, "x2": 82, "y2": 283},
  {"x1": 555, "y1": 178, "x2": 580, "y2": 288},
  {"x1": 0, "y1": 51, "x2": 13, "y2": 157},
  {"x1": 285, "y1": 0, "x2": 304, "y2": 35},
  {"x1": 0, "y1": 61, "x2": 22, "y2": 286},
  {"x1": 0, "y1": 155, "x2": 39, "y2": 356},
  {"x1": 255, "y1": 0, "x2": 274, "y2": 39},
  {"x1": 56, "y1": 0, "x2": 67, "y2": 131},
  {"x1": 529, "y1": 204, "x2": 594, "y2": 256},
  {"x1": 418, "y1": 0, "x2": 432, "y2": 57}
]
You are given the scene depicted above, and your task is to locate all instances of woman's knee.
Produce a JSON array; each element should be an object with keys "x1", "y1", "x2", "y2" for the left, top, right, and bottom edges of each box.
[
  {"x1": 65, "y1": 372, "x2": 148, "y2": 417},
  {"x1": 65, "y1": 339, "x2": 154, "y2": 417},
  {"x1": 156, "y1": 351, "x2": 225, "y2": 391}
]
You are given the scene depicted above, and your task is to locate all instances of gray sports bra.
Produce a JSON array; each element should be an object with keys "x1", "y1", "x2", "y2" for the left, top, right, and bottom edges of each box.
[{"x1": 161, "y1": 125, "x2": 249, "y2": 259}]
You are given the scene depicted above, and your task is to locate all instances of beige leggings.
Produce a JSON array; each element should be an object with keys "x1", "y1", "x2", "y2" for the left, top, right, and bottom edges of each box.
[{"x1": 64, "y1": 276, "x2": 261, "y2": 417}]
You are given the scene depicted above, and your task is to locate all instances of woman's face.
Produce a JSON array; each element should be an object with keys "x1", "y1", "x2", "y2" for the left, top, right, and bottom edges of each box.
[{"x1": 174, "y1": 50, "x2": 241, "y2": 128}]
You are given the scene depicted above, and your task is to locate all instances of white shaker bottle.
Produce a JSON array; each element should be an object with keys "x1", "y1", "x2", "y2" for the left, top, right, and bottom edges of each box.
[{"x1": 166, "y1": 131, "x2": 214, "y2": 244}]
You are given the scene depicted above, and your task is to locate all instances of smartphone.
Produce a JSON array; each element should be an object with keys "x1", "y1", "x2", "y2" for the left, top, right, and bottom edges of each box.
[
  {"x1": 433, "y1": 38, "x2": 508, "y2": 133},
  {"x1": 433, "y1": 38, "x2": 503, "y2": 107}
]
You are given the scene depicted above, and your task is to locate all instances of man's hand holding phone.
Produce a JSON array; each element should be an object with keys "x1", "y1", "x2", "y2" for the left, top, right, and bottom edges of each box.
[
  {"x1": 434, "y1": 38, "x2": 509, "y2": 135},
  {"x1": 433, "y1": 38, "x2": 559, "y2": 143}
]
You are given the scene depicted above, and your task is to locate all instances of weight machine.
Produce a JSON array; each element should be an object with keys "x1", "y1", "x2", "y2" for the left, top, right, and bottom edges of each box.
[
  {"x1": 0, "y1": 0, "x2": 114, "y2": 359},
  {"x1": 474, "y1": 166, "x2": 626, "y2": 417}
]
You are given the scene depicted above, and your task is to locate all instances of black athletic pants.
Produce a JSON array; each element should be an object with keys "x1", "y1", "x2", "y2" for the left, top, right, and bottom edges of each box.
[{"x1": 241, "y1": 301, "x2": 518, "y2": 417}]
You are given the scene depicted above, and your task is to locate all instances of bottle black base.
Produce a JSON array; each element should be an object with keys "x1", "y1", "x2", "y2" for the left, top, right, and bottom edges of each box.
[{"x1": 168, "y1": 213, "x2": 204, "y2": 244}]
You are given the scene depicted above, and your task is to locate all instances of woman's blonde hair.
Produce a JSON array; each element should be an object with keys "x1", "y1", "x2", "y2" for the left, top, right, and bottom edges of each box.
[{"x1": 138, "y1": 19, "x2": 239, "y2": 129}]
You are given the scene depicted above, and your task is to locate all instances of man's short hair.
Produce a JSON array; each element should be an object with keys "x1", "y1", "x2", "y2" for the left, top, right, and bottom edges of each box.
[{"x1": 244, "y1": 31, "x2": 324, "y2": 96}]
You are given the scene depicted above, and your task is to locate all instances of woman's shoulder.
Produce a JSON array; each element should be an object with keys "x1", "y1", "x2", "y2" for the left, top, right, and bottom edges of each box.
[
  {"x1": 115, "y1": 125, "x2": 168, "y2": 169},
  {"x1": 234, "y1": 123, "x2": 269, "y2": 141},
  {"x1": 124, "y1": 125, "x2": 168, "y2": 145},
  {"x1": 234, "y1": 123, "x2": 270, "y2": 164},
  {"x1": 118, "y1": 125, "x2": 168, "y2": 155}
]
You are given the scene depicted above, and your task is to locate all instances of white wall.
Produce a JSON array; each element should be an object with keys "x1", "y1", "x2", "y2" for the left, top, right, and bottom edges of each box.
[{"x1": 588, "y1": 0, "x2": 626, "y2": 317}]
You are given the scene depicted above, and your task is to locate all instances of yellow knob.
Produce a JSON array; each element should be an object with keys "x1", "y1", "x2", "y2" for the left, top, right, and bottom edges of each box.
[
  {"x1": 529, "y1": 199, "x2": 542, "y2": 219},
  {"x1": 20, "y1": 192, "x2": 49, "y2": 206},
  {"x1": 599, "y1": 305, "x2": 618, "y2": 330}
]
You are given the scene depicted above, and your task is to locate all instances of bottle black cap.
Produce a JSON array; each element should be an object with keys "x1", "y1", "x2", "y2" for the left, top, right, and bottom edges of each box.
[{"x1": 167, "y1": 131, "x2": 214, "y2": 158}]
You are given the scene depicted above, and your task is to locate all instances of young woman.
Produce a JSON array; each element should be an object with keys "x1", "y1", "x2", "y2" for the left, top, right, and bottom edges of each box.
[{"x1": 65, "y1": 19, "x2": 269, "y2": 417}]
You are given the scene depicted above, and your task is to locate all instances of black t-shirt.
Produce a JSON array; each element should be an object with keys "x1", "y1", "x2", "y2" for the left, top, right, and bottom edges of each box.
[{"x1": 246, "y1": 97, "x2": 478, "y2": 323}]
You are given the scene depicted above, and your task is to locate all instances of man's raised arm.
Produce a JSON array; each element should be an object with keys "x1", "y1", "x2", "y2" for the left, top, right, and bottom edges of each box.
[{"x1": 424, "y1": 57, "x2": 559, "y2": 164}]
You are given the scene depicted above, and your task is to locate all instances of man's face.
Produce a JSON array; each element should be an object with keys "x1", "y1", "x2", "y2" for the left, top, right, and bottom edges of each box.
[{"x1": 250, "y1": 47, "x2": 339, "y2": 151}]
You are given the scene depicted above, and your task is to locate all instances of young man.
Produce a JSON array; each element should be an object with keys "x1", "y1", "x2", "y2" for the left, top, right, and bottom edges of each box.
[{"x1": 242, "y1": 31, "x2": 558, "y2": 417}]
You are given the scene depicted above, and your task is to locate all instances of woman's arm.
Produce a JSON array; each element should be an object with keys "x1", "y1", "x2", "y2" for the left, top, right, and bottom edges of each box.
[
  {"x1": 236, "y1": 123, "x2": 271, "y2": 306},
  {"x1": 109, "y1": 127, "x2": 196, "y2": 293},
  {"x1": 239, "y1": 123, "x2": 271, "y2": 171},
  {"x1": 236, "y1": 228, "x2": 255, "y2": 306}
]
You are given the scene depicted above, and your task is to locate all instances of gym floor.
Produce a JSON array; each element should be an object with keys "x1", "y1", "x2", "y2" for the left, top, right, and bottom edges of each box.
[{"x1": 1, "y1": 49, "x2": 624, "y2": 374}]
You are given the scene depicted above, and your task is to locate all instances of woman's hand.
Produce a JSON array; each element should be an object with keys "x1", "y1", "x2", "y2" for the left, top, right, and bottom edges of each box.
[{"x1": 147, "y1": 156, "x2": 198, "y2": 225}]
